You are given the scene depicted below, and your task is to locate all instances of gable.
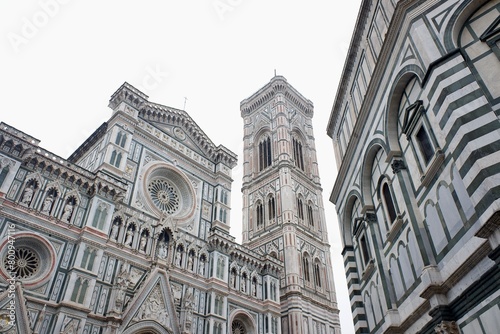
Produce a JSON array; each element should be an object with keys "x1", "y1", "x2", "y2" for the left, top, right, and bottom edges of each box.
[{"x1": 120, "y1": 268, "x2": 180, "y2": 334}]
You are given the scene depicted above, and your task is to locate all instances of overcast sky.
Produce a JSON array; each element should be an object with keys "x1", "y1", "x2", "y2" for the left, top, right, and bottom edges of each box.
[{"x1": 1, "y1": 1, "x2": 362, "y2": 332}]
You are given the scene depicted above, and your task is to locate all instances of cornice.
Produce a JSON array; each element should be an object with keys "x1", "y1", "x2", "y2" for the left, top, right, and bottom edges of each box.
[
  {"x1": 326, "y1": 0, "x2": 373, "y2": 138},
  {"x1": 207, "y1": 231, "x2": 282, "y2": 275},
  {"x1": 139, "y1": 102, "x2": 237, "y2": 168},
  {"x1": 67, "y1": 122, "x2": 108, "y2": 163},
  {"x1": 330, "y1": 0, "x2": 426, "y2": 204},
  {"x1": 240, "y1": 76, "x2": 314, "y2": 117}
]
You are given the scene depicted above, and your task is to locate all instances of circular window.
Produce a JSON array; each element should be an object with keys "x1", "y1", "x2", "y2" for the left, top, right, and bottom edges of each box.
[
  {"x1": 232, "y1": 320, "x2": 246, "y2": 334},
  {"x1": 6, "y1": 247, "x2": 40, "y2": 279},
  {"x1": 148, "y1": 179, "x2": 180, "y2": 213},
  {"x1": 141, "y1": 163, "x2": 195, "y2": 221},
  {"x1": 0, "y1": 233, "x2": 55, "y2": 289}
]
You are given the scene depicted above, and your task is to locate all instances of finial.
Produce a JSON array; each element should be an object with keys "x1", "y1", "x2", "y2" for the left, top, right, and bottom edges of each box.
[{"x1": 274, "y1": 69, "x2": 276, "y2": 77}]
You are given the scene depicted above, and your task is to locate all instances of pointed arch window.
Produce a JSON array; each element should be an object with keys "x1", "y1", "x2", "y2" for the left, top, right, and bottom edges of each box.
[
  {"x1": 0, "y1": 164, "x2": 9, "y2": 187},
  {"x1": 71, "y1": 277, "x2": 89, "y2": 304},
  {"x1": 81, "y1": 246, "x2": 96, "y2": 271},
  {"x1": 216, "y1": 256, "x2": 225, "y2": 279},
  {"x1": 399, "y1": 77, "x2": 444, "y2": 185},
  {"x1": 293, "y1": 137, "x2": 305, "y2": 170},
  {"x1": 313, "y1": 261, "x2": 322, "y2": 288},
  {"x1": 256, "y1": 202, "x2": 264, "y2": 229},
  {"x1": 115, "y1": 131, "x2": 127, "y2": 148},
  {"x1": 259, "y1": 136, "x2": 272, "y2": 171},
  {"x1": 270, "y1": 281, "x2": 277, "y2": 301},
  {"x1": 302, "y1": 254, "x2": 310, "y2": 282},
  {"x1": 214, "y1": 294, "x2": 224, "y2": 315},
  {"x1": 110, "y1": 150, "x2": 122, "y2": 168},
  {"x1": 268, "y1": 196, "x2": 276, "y2": 221},
  {"x1": 307, "y1": 203, "x2": 314, "y2": 227},
  {"x1": 382, "y1": 182, "x2": 397, "y2": 224},
  {"x1": 297, "y1": 198, "x2": 304, "y2": 221},
  {"x1": 92, "y1": 203, "x2": 108, "y2": 229}
]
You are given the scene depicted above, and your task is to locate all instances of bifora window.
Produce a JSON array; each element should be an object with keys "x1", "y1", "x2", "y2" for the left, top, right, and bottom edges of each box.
[{"x1": 258, "y1": 136, "x2": 272, "y2": 171}]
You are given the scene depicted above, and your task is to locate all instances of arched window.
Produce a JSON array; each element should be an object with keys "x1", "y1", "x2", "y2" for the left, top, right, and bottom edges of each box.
[
  {"x1": 307, "y1": 203, "x2": 314, "y2": 227},
  {"x1": 268, "y1": 196, "x2": 276, "y2": 221},
  {"x1": 399, "y1": 78, "x2": 442, "y2": 180},
  {"x1": 256, "y1": 201, "x2": 264, "y2": 229},
  {"x1": 81, "y1": 247, "x2": 96, "y2": 271},
  {"x1": 110, "y1": 150, "x2": 122, "y2": 168},
  {"x1": 302, "y1": 254, "x2": 310, "y2": 282},
  {"x1": 293, "y1": 137, "x2": 305, "y2": 170},
  {"x1": 214, "y1": 322, "x2": 223, "y2": 334},
  {"x1": 216, "y1": 256, "x2": 225, "y2": 279},
  {"x1": 382, "y1": 182, "x2": 397, "y2": 224},
  {"x1": 115, "y1": 131, "x2": 127, "y2": 148},
  {"x1": 259, "y1": 136, "x2": 272, "y2": 171},
  {"x1": 270, "y1": 281, "x2": 277, "y2": 301},
  {"x1": 92, "y1": 203, "x2": 108, "y2": 229},
  {"x1": 71, "y1": 277, "x2": 88, "y2": 304},
  {"x1": 219, "y1": 207, "x2": 227, "y2": 223},
  {"x1": 214, "y1": 295, "x2": 224, "y2": 315},
  {"x1": 297, "y1": 198, "x2": 304, "y2": 221},
  {"x1": 0, "y1": 164, "x2": 10, "y2": 187},
  {"x1": 313, "y1": 261, "x2": 322, "y2": 288}
]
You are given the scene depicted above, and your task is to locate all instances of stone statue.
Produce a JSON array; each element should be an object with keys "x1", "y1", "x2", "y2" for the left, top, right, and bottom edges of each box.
[
  {"x1": 176, "y1": 250, "x2": 182, "y2": 267},
  {"x1": 188, "y1": 253, "x2": 194, "y2": 271},
  {"x1": 124, "y1": 229, "x2": 134, "y2": 246},
  {"x1": 199, "y1": 257, "x2": 205, "y2": 276},
  {"x1": 252, "y1": 279, "x2": 257, "y2": 296},
  {"x1": 184, "y1": 289, "x2": 195, "y2": 325},
  {"x1": 231, "y1": 271, "x2": 236, "y2": 288},
  {"x1": 41, "y1": 194, "x2": 53, "y2": 213},
  {"x1": 21, "y1": 184, "x2": 34, "y2": 205},
  {"x1": 110, "y1": 223, "x2": 120, "y2": 240},
  {"x1": 139, "y1": 235, "x2": 147, "y2": 252},
  {"x1": 61, "y1": 202, "x2": 74, "y2": 222},
  {"x1": 241, "y1": 276, "x2": 246, "y2": 292},
  {"x1": 158, "y1": 241, "x2": 168, "y2": 259}
]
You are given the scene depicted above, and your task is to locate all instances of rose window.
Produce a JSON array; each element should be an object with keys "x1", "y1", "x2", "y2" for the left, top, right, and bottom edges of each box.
[
  {"x1": 232, "y1": 321, "x2": 246, "y2": 334},
  {"x1": 5, "y1": 247, "x2": 40, "y2": 279},
  {"x1": 148, "y1": 179, "x2": 180, "y2": 213}
]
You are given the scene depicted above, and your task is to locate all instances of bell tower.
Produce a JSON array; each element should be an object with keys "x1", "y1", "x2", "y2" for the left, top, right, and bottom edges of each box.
[{"x1": 241, "y1": 76, "x2": 341, "y2": 333}]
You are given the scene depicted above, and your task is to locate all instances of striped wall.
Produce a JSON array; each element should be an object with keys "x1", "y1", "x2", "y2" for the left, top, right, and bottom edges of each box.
[{"x1": 329, "y1": 0, "x2": 500, "y2": 333}]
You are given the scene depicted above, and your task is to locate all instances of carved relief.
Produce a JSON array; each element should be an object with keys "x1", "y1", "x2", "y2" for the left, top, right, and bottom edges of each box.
[{"x1": 132, "y1": 286, "x2": 172, "y2": 330}]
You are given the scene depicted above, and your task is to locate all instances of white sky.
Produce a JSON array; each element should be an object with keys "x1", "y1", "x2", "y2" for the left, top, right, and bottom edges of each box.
[{"x1": 1, "y1": 1, "x2": 362, "y2": 333}]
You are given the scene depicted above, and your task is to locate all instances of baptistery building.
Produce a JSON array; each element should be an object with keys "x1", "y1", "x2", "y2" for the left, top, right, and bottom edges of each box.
[
  {"x1": 327, "y1": 0, "x2": 500, "y2": 333},
  {"x1": 0, "y1": 77, "x2": 341, "y2": 333}
]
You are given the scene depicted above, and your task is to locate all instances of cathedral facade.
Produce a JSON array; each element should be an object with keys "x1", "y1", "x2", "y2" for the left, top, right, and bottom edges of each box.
[
  {"x1": 327, "y1": 0, "x2": 500, "y2": 333},
  {"x1": 0, "y1": 77, "x2": 341, "y2": 333}
]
